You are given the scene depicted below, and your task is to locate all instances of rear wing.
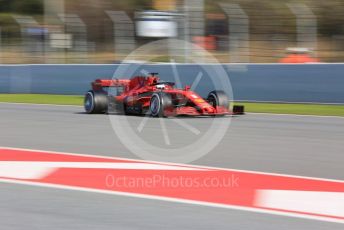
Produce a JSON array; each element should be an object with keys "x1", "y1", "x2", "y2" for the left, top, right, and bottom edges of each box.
[{"x1": 92, "y1": 79, "x2": 130, "y2": 91}]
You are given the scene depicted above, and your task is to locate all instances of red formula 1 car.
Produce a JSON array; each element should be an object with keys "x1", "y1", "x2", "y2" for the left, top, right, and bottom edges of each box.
[{"x1": 84, "y1": 73, "x2": 244, "y2": 117}]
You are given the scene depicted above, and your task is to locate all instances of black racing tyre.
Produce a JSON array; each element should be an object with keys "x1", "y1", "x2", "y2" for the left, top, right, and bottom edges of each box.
[
  {"x1": 149, "y1": 93, "x2": 173, "y2": 117},
  {"x1": 123, "y1": 102, "x2": 129, "y2": 115},
  {"x1": 123, "y1": 97, "x2": 130, "y2": 115},
  {"x1": 207, "y1": 90, "x2": 229, "y2": 109},
  {"x1": 122, "y1": 97, "x2": 128, "y2": 115},
  {"x1": 84, "y1": 90, "x2": 108, "y2": 114}
]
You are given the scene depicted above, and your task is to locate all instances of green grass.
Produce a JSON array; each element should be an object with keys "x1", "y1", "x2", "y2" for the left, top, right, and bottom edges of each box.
[
  {"x1": 0, "y1": 94, "x2": 83, "y2": 106},
  {"x1": 235, "y1": 102, "x2": 344, "y2": 117},
  {"x1": 1, "y1": 94, "x2": 344, "y2": 117}
]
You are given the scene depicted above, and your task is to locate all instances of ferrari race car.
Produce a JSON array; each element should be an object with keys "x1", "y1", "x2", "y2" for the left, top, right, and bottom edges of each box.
[{"x1": 84, "y1": 73, "x2": 244, "y2": 117}]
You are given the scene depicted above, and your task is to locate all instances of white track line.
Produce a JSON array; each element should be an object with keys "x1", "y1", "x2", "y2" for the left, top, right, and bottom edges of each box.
[
  {"x1": 1, "y1": 146, "x2": 344, "y2": 224},
  {"x1": 1, "y1": 146, "x2": 343, "y2": 184},
  {"x1": 0, "y1": 101, "x2": 83, "y2": 107},
  {"x1": 255, "y1": 190, "x2": 344, "y2": 218},
  {"x1": 0, "y1": 178, "x2": 343, "y2": 224},
  {"x1": 247, "y1": 112, "x2": 344, "y2": 119},
  {"x1": 237, "y1": 100, "x2": 344, "y2": 105},
  {"x1": 0, "y1": 161, "x2": 208, "y2": 179},
  {"x1": 1, "y1": 102, "x2": 343, "y2": 118}
]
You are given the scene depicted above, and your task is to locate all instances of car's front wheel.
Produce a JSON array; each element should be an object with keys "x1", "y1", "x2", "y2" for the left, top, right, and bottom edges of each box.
[
  {"x1": 207, "y1": 90, "x2": 229, "y2": 109},
  {"x1": 149, "y1": 93, "x2": 173, "y2": 117}
]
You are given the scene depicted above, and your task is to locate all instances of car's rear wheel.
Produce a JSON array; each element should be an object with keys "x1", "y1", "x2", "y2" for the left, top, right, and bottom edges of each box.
[
  {"x1": 207, "y1": 90, "x2": 229, "y2": 109},
  {"x1": 84, "y1": 90, "x2": 108, "y2": 114},
  {"x1": 150, "y1": 93, "x2": 173, "y2": 117}
]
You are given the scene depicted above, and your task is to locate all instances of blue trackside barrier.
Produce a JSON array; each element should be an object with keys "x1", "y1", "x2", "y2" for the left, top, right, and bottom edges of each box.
[{"x1": 0, "y1": 63, "x2": 343, "y2": 104}]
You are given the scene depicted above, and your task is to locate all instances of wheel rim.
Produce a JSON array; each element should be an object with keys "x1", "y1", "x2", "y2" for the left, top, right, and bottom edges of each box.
[
  {"x1": 150, "y1": 95, "x2": 160, "y2": 116},
  {"x1": 84, "y1": 92, "x2": 94, "y2": 113}
]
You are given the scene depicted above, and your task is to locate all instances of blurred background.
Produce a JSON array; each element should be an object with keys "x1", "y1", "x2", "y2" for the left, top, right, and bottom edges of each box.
[{"x1": 0, "y1": 0, "x2": 343, "y2": 63}]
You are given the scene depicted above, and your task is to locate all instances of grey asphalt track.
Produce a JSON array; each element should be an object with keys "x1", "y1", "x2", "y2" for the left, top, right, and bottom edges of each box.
[
  {"x1": 1, "y1": 182, "x2": 342, "y2": 230},
  {"x1": 0, "y1": 103, "x2": 344, "y2": 229}
]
